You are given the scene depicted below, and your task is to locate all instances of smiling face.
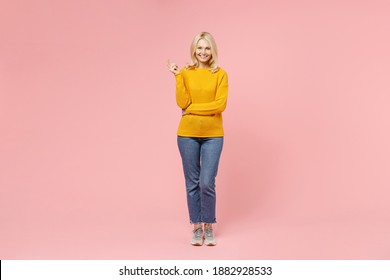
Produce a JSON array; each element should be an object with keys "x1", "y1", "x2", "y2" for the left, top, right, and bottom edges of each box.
[{"x1": 195, "y1": 38, "x2": 212, "y2": 67}]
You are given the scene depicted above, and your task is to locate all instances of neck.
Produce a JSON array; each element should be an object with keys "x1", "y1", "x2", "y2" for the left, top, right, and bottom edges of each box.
[{"x1": 198, "y1": 62, "x2": 209, "y2": 69}]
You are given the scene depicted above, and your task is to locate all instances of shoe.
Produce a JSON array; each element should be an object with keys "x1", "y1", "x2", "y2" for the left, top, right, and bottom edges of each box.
[
  {"x1": 191, "y1": 227, "x2": 203, "y2": 246},
  {"x1": 204, "y1": 228, "x2": 217, "y2": 246}
]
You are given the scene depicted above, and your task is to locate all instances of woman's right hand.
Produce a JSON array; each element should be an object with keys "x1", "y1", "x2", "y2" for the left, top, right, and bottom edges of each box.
[{"x1": 167, "y1": 60, "x2": 180, "y2": 75}]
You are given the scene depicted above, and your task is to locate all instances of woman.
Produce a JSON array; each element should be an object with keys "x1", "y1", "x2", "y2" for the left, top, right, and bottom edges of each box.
[{"x1": 167, "y1": 32, "x2": 228, "y2": 246}]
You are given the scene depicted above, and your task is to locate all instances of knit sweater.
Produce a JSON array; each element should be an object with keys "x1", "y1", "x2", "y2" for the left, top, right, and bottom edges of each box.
[{"x1": 175, "y1": 67, "x2": 228, "y2": 137}]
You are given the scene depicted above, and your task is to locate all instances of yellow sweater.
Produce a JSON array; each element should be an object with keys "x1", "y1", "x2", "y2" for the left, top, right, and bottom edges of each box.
[{"x1": 175, "y1": 67, "x2": 228, "y2": 137}]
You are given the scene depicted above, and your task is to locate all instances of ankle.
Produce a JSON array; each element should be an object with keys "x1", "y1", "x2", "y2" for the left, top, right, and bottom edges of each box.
[
  {"x1": 193, "y1": 224, "x2": 203, "y2": 230},
  {"x1": 204, "y1": 224, "x2": 213, "y2": 230}
]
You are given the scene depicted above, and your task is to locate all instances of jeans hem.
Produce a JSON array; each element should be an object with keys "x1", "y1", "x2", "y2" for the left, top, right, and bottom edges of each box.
[{"x1": 190, "y1": 220, "x2": 217, "y2": 225}]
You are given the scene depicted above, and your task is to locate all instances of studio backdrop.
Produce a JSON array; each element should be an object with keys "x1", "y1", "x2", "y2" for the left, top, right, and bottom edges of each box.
[{"x1": 1, "y1": 0, "x2": 390, "y2": 259}]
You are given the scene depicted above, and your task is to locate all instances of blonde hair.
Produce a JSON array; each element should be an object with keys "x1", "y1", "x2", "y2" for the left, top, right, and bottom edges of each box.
[{"x1": 186, "y1": 32, "x2": 219, "y2": 73}]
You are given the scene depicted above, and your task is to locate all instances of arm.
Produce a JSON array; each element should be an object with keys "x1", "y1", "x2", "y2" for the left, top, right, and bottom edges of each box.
[
  {"x1": 175, "y1": 71, "x2": 192, "y2": 109},
  {"x1": 185, "y1": 71, "x2": 228, "y2": 116}
]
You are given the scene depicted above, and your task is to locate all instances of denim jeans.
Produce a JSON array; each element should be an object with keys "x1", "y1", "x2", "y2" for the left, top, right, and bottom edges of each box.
[{"x1": 177, "y1": 136, "x2": 224, "y2": 224}]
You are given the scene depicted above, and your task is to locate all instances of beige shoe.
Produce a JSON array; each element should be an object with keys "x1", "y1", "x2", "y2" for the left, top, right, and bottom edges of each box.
[
  {"x1": 204, "y1": 228, "x2": 217, "y2": 246},
  {"x1": 191, "y1": 227, "x2": 203, "y2": 246}
]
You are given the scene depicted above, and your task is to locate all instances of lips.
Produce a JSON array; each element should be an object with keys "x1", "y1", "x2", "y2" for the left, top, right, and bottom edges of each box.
[{"x1": 198, "y1": 55, "x2": 209, "y2": 60}]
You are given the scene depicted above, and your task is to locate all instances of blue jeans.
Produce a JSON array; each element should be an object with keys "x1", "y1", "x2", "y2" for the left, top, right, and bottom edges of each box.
[{"x1": 177, "y1": 136, "x2": 224, "y2": 224}]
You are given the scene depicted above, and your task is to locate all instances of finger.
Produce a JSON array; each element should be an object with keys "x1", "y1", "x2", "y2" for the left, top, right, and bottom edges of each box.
[
  {"x1": 168, "y1": 60, "x2": 177, "y2": 66},
  {"x1": 167, "y1": 62, "x2": 177, "y2": 69}
]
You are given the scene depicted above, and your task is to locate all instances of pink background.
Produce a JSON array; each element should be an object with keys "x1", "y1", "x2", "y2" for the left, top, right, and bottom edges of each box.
[{"x1": 1, "y1": 0, "x2": 390, "y2": 259}]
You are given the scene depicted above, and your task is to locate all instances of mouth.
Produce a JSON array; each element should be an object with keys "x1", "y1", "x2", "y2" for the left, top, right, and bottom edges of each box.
[{"x1": 197, "y1": 54, "x2": 210, "y2": 60}]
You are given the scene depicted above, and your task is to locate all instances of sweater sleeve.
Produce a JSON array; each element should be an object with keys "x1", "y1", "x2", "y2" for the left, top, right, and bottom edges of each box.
[
  {"x1": 175, "y1": 70, "x2": 191, "y2": 109},
  {"x1": 186, "y1": 71, "x2": 228, "y2": 116}
]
